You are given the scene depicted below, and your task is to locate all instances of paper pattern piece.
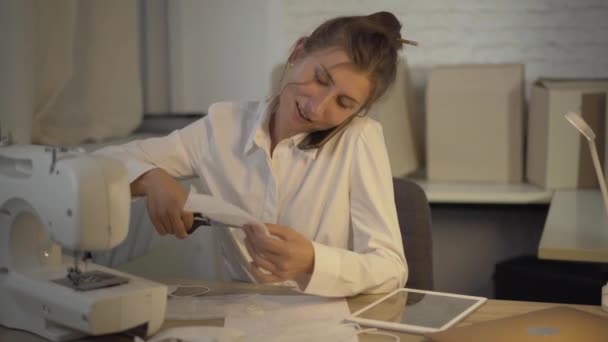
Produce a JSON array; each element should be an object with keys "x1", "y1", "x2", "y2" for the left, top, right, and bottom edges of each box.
[
  {"x1": 137, "y1": 326, "x2": 244, "y2": 342},
  {"x1": 224, "y1": 295, "x2": 357, "y2": 342},
  {"x1": 166, "y1": 294, "x2": 261, "y2": 320},
  {"x1": 182, "y1": 187, "x2": 294, "y2": 285},
  {"x1": 183, "y1": 186, "x2": 269, "y2": 235}
]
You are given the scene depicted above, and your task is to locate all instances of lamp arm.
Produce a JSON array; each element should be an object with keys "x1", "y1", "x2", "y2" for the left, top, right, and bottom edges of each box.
[{"x1": 589, "y1": 140, "x2": 608, "y2": 218}]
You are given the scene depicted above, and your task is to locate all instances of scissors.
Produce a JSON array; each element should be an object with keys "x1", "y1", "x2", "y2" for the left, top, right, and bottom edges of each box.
[
  {"x1": 188, "y1": 213, "x2": 240, "y2": 234},
  {"x1": 187, "y1": 213, "x2": 209, "y2": 234}
]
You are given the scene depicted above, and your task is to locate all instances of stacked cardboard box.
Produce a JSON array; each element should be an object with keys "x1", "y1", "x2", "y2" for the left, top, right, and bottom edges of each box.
[
  {"x1": 426, "y1": 64, "x2": 524, "y2": 183},
  {"x1": 372, "y1": 57, "x2": 419, "y2": 178},
  {"x1": 526, "y1": 79, "x2": 608, "y2": 189}
]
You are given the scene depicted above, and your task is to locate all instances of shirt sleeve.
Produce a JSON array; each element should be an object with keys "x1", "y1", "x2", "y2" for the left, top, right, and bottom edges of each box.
[
  {"x1": 93, "y1": 117, "x2": 208, "y2": 183},
  {"x1": 302, "y1": 121, "x2": 408, "y2": 297}
]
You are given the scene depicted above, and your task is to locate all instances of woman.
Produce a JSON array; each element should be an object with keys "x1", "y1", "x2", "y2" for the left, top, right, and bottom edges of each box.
[{"x1": 97, "y1": 11, "x2": 416, "y2": 297}]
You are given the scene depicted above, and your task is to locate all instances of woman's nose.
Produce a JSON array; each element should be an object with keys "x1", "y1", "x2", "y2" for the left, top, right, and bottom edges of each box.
[{"x1": 304, "y1": 90, "x2": 333, "y2": 117}]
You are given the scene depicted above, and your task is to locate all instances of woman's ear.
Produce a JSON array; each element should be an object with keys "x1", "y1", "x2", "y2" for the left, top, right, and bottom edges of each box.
[{"x1": 276, "y1": 37, "x2": 307, "y2": 94}]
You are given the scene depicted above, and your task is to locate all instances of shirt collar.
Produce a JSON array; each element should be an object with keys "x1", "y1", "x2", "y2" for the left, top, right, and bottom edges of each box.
[
  {"x1": 243, "y1": 97, "x2": 320, "y2": 160},
  {"x1": 243, "y1": 99, "x2": 273, "y2": 155}
]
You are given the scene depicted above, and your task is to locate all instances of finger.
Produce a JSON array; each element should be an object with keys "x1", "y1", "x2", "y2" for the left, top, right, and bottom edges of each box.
[
  {"x1": 243, "y1": 225, "x2": 254, "y2": 240},
  {"x1": 245, "y1": 234, "x2": 269, "y2": 260},
  {"x1": 182, "y1": 211, "x2": 194, "y2": 232},
  {"x1": 245, "y1": 224, "x2": 262, "y2": 237},
  {"x1": 248, "y1": 262, "x2": 262, "y2": 282},
  {"x1": 146, "y1": 202, "x2": 168, "y2": 235},
  {"x1": 150, "y1": 215, "x2": 167, "y2": 236},
  {"x1": 258, "y1": 250, "x2": 290, "y2": 268},
  {"x1": 160, "y1": 213, "x2": 174, "y2": 235},
  {"x1": 250, "y1": 223, "x2": 271, "y2": 236},
  {"x1": 243, "y1": 227, "x2": 261, "y2": 255},
  {"x1": 245, "y1": 237, "x2": 278, "y2": 274},
  {"x1": 250, "y1": 262, "x2": 283, "y2": 283},
  {"x1": 170, "y1": 212, "x2": 188, "y2": 239},
  {"x1": 246, "y1": 237, "x2": 293, "y2": 278},
  {"x1": 264, "y1": 224, "x2": 292, "y2": 240},
  {"x1": 244, "y1": 236, "x2": 257, "y2": 257},
  {"x1": 245, "y1": 226, "x2": 268, "y2": 255},
  {"x1": 250, "y1": 233, "x2": 287, "y2": 256}
]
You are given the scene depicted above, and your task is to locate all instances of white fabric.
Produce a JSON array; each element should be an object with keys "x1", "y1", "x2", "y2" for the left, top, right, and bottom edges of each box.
[{"x1": 95, "y1": 99, "x2": 407, "y2": 297}]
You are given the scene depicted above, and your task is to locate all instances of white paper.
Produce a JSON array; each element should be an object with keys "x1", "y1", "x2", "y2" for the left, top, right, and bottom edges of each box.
[
  {"x1": 136, "y1": 326, "x2": 244, "y2": 342},
  {"x1": 164, "y1": 294, "x2": 359, "y2": 342},
  {"x1": 165, "y1": 294, "x2": 262, "y2": 320},
  {"x1": 184, "y1": 186, "x2": 269, "y2": 235},
  {"x1": 182, "y1": 187, "x2": 291, "y2": 284},
  {"x1": 224, "y1": 295, "x2": 357, "y2": 342}
]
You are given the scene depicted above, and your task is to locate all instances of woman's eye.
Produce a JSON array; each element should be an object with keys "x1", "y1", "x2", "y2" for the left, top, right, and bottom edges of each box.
[{"x1": 337, "y1": 97, "x2": 354, "y2": 110}]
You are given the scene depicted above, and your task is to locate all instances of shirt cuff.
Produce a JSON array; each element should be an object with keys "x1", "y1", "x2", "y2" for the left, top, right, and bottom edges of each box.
[{"x1": 300, "y1": 241, "x2": 342, "y2": 296}]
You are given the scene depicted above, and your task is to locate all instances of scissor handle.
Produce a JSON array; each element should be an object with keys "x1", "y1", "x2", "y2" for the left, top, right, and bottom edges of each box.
[{"x1": 188, "y1": 213, "x2": 211, "y2": 234}]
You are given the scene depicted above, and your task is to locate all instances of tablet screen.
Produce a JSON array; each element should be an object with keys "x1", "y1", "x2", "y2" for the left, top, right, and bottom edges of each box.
[{"x1": 353, "y1": 290, "x2": 483, "y2": 329}]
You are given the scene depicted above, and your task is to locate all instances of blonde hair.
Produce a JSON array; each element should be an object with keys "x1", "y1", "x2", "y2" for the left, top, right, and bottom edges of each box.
[
  {"x1": 292, "y1": 11, "x2": 416, "y2": 149},
  {"x1": 302, "y1": 11, "x2": 413, "y2": 112}
]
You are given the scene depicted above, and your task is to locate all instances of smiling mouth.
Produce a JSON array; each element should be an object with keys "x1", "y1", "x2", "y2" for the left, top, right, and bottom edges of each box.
[{"x1": 296, "y1": 102, "x2": 312, "y2": 123}]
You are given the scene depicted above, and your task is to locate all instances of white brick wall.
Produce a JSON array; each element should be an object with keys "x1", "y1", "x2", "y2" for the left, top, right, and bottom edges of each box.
[
  {"x1": 285, "y1": 0, "x2": 608, "y2": 90},
  {"x1": 170, "y1": 0, "x2": 608, "y2": 111}
]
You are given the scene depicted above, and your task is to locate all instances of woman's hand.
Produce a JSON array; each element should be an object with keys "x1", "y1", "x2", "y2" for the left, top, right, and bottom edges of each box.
[
  {"x1": 131, "y1": 168, "x2": 193, "y2": 239},
  {"x1": 243, "y1": 223, "x2": 315, "y2": 285}
]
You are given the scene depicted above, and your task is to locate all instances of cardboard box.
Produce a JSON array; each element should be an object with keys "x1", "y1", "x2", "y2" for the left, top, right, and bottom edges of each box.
[
  {"x1": 372, "y1": 57, "x2": 419, "y2": 177},
  {"x1": 526, "y1": 79, "x2": 608, "y2": 189},
  {"x1": 426, "y1": 64, "x2": 524, "y2": 182}
]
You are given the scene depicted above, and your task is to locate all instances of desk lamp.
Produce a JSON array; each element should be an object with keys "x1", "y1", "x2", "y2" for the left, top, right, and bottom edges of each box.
[{"x1": 564, "y1": 111, "x2": 608, "y2": 312}]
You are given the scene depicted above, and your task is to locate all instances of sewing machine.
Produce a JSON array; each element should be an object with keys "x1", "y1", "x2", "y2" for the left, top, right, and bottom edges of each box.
[{"x1": 0, "y1": 144, "x2": 167, "y2": 341}]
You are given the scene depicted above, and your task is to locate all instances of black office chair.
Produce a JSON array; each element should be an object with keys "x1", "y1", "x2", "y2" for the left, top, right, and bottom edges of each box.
[{"x1": 393, "y1": 177, "x2": 434, "y2": 290}]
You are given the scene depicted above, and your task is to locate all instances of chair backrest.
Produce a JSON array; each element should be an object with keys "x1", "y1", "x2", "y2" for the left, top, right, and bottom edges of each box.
[{"x1": 393, "y1": 177, "x2": 434, "y2": 290}]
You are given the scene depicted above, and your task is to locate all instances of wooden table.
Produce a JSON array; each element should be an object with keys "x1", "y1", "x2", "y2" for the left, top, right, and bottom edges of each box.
[{"x1": 2, "y1": 278, "x2": 607, "y2": 342}]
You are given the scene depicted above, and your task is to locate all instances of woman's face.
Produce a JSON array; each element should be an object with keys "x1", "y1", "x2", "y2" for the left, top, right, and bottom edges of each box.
[{"x1": 276, "y1": 47, "x2": 371, "y2": 136}]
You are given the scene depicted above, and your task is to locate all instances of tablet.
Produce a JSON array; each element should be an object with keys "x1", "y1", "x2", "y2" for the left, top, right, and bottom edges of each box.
[{"x1": 347, "y1": 288, "x2": 487, "y2": 334}]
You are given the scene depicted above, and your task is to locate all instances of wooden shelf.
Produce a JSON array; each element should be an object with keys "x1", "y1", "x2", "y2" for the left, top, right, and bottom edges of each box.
[
  {"x1": 539, "y1": 190, "x2": 608, "y2": 263},
  {"x1": 410, "y1": 179, "x2": 554, "y2": 204}
]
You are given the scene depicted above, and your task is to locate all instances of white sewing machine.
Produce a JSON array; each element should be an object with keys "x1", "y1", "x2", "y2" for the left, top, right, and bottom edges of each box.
[{"x1": 0, "y1": 144, "x2": 167, "y2": 341}]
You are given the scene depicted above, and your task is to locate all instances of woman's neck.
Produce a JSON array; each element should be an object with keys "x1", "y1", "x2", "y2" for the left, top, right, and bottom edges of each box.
[{"x1": 269, "y1": 110, "x2": 296, "y2": 156}]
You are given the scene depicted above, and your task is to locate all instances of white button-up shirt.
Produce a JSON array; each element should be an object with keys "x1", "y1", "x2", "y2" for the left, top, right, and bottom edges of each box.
[{"x1": 96, "y1": 99, "x2": 407, "y2": 297}]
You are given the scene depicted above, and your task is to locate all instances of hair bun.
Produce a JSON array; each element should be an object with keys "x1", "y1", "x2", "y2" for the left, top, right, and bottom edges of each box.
[{"x1": 367, "y1": 11, "x2": 402, "y2": 39}]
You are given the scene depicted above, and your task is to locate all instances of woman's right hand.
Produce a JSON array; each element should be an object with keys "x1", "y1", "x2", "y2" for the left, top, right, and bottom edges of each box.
[{"x1": 131, "y1": 168, "x2": 193, "y2": 239}]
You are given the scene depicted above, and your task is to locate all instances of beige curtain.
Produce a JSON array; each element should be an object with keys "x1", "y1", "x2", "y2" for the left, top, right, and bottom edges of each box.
[
  {"x1": 0, "y1": 0, "x2": 34, "y2": 144},
  {"x1": 31, "y1": 0, "x2": 142, "y2": 145}
]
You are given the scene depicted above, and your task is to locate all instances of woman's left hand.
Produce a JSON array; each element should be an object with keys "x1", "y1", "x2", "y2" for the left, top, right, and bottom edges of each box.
[{"x1": 243, "y1": 223, "x2": 314, "y2": 284}]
